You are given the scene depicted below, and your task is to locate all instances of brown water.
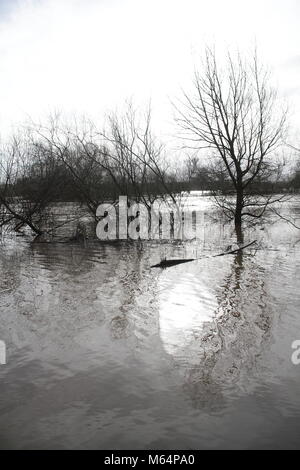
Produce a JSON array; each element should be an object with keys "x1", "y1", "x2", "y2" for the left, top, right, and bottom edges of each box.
[{"x1": 1, "y1": 197, "x2": 300, "y2": 449}]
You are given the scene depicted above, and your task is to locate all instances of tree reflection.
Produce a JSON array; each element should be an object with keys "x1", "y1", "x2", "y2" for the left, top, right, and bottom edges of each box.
[{"x1": 179, "y1": 247, "x2": 274, "y2": 410}]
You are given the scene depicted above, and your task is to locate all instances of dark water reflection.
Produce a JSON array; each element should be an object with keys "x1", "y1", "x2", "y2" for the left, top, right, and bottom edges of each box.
[{"x1": 1, "y1": 198, "x2": 300, "y2": 449}]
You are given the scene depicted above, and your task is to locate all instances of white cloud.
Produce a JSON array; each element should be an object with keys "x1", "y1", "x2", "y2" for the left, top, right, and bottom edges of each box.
[{"x1": 0, "y1": 0, "x2": 299, "y2": 140}]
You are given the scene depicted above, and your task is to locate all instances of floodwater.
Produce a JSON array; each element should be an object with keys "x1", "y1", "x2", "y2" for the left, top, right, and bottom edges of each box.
[{"x1": 1, "y1": 196, "x2": 300, "y2": 449}]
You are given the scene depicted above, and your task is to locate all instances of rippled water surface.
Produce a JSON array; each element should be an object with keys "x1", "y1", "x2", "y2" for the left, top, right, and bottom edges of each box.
[{"x1": 1, "y1": 197, "x2": 300, "y2": 449}]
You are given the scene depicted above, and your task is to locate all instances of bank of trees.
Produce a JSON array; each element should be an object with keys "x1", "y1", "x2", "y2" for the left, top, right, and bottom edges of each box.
[
  {"x1": 0, "y1": 49, "x2": 297, "y2": 240},
  {"x1": 0, "y1": 107, "x2": 184, "y2": 237}
]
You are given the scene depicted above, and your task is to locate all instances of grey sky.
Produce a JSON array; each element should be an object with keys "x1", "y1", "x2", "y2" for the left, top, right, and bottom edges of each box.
[{"x1": 0, "y1": 0, "x2": 299, "y2": 143}]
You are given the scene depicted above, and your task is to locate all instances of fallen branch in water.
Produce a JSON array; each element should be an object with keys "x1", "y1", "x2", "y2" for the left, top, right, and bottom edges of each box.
[
  {"x1": 151, "y1": 258, "x2": 196, "y2": 268},
  {"x1": 213, "y1": 240, "x2": 257, "y2": 257},
  {"x1": 151, "y1": 240, "x2": 257, "y2": 269}
]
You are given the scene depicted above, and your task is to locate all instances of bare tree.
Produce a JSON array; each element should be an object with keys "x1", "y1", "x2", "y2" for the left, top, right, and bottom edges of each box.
[
  {"x1": 99, "y1": 105, "x2": 185, "y2": 238},
  {"x1": 0, "y1": 134, "x2": 59, "y2": 237},
  {"x1": 31, "y1": 115, "x2": 111, "y2": 217},
  {"x1": 175, "y1": 48, "x2": 287, "y2": 240},
  {"x1": 101, "y1": 105, "x2": 179, "y2": 208}
]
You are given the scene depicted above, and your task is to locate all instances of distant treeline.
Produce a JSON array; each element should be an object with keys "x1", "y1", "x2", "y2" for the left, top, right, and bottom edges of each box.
[{"x1": 181, "y1": 163, "x2": 300, "y2": 194}]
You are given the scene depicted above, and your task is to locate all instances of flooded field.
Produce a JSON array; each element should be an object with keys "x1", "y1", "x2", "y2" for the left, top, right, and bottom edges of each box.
[{"x1": 1, "y1": 196, "x2": 300, "y2": 449}]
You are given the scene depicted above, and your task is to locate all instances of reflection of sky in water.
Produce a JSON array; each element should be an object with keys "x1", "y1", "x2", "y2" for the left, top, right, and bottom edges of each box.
[{"x1": 158, "y1": 271, "x2": 217, "y2": 357}]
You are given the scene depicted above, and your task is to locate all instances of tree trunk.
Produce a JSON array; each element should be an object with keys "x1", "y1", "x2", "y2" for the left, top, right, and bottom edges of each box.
[
  {"x1": 235, "y1": 224, "x2": 244, "y2": 244},
  {"x1": 235, "y1": 186, "x2": 244, "y2": 244}
]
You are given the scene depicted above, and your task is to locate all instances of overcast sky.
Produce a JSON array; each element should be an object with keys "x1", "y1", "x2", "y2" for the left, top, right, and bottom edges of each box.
[{"x1": 0, "y1": 0, "x2": 299, "y2": 143}]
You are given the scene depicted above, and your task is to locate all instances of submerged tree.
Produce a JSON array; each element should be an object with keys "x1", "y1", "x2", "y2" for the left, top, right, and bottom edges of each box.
[
  {"x1": 101, "y1": 105, "x2": 180, "y2": 208},
  {"x1": 176, "y1": 48, "x2": 287, "y2": 239},
  {"x1": 0, "y1": 134, "x2": 63, "y2": 237}
]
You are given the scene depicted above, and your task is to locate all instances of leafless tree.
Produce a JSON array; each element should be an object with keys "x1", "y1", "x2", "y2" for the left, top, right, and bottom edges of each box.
[
  {"x1": 175, "y1": 48, "x2": 287, "y2": 240},
  {"x1": 31, "y1": 115, "x2": 111, "y2": 217},
  {"x1": 0, "y1": 134, "x2": 58, "y2": 236},
  {"x1": 99, "y1": 105, "x2": 185, "y2": 238},
  {"x1": 101, "y1": 105, "x2": 180, "y2": 208}
]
